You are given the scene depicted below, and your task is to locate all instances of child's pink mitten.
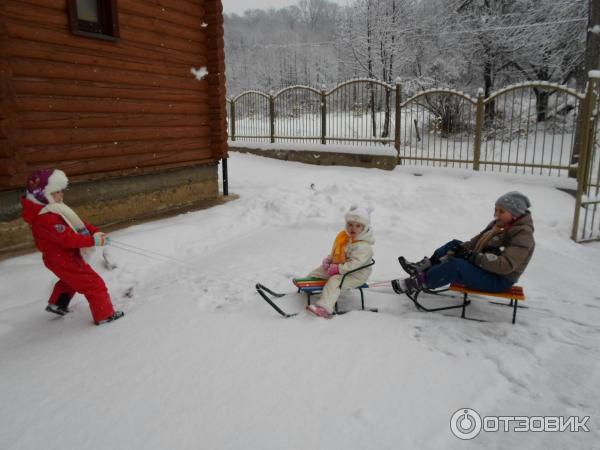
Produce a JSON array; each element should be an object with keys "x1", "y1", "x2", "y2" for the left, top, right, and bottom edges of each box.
[{"x1": 327, "y1": 264, "x2": 340, "y2": 276}]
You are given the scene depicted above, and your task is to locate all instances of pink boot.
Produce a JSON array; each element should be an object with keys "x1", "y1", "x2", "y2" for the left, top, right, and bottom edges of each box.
[{"x1": 306, "y1": 304, "x2": 333, "y2": 319}]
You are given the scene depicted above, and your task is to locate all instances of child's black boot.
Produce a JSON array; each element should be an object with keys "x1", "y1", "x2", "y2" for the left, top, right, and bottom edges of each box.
[
  {"x1": 45, "y1": 293, "x2": 72, "y2": 316},
  {"x1": 391, "y1": 274, "x2": 426, "y2": 297},
  {"x1": 94, "y1": 311, "x2": 125, "y2": 325},
  {"x1": 45, "y1": 304, "x2": 69, "y2": 316},
  {"x1": 399, "y1": 256, "x2": 433, "y2": 276}
]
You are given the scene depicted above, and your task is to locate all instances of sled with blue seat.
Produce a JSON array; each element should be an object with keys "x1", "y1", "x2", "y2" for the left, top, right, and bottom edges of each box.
[{"x1": 256, "y1": 259, "x2": 376, "y2": 317}]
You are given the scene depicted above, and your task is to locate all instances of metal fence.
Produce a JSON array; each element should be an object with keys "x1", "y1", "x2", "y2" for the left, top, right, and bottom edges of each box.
[
  {"x1": 228, "y1": 80, "x2": 400, "y2": 146},
  {"x1": 228, "y1": 79, "x2": 585, "y2": 177},
  {"x1": 227, "y1": 76, "x2": 600, "y2": 242}
]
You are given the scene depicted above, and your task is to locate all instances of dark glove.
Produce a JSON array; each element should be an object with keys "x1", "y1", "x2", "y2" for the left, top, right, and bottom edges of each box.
[
  {"x1": 467, "y1": 251, "x2": 479, "y2": 264},
  {"x1": 450, "y1": 244, "x2": 471, "y2": 259}
]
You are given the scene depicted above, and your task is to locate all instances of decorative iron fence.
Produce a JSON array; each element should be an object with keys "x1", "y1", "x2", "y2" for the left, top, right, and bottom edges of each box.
[
  {"x1": 226, "y1": 75, "x2": 600, "y2": 243},
  {"x1": 227, "y1": 79, "x2": 585, "y2": 177}
]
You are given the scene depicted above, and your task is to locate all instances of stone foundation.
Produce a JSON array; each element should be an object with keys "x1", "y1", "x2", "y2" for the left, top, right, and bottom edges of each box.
[
  {"x1": 0, "y1": 164, "x2": 219, "y2": 257},
  {"x1": 230, "y1": 146, "x2": 397, "y2": 170}
]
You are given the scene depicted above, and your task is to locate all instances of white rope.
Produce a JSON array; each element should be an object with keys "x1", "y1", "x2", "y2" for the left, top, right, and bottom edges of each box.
[{"x1": 109, "y1": 240, "x2": 193, "y2": 267}]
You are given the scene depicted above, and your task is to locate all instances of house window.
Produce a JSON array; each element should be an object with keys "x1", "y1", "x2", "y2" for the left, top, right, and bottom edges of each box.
[{"x1": 67, "y1": 0, "x2": 120, "y2": 41}]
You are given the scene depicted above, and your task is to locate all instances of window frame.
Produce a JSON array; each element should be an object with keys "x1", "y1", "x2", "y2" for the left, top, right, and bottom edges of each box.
[{"x1": 67, "y1": 0, "x2": 120, "y2": 42}]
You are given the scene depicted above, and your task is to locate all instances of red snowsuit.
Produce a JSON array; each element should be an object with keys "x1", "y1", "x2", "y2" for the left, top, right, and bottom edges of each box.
[{"x1": 21, "y1": 197, "x2": 115, "y2": 322}]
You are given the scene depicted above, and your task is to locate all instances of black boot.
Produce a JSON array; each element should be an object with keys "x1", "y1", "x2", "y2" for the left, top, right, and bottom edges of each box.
[
  {"x1": 391, "y1": 279, "x2": 406, "y2": 294},
  {"x1": 46, "y1": 293, "x2": 73, "y2": 316},
  {"x1": 404, "y1": 276, "x2": 424, "y2": 298},
  {"x1": 399, "y1": 256, "x2": 433, "y2": 277},
  {"x1": 45, "y1": 304, "x2": 68, "y2": 316},
  {"x1": 391, "y1": 275, "x2": 425, "y2": 297},
  {"x1": 94, "y1": 311, "x2": 125, "y2": 325},
  {"x1": 56, "y1": 293, "x2": 72, "y2": 311}
]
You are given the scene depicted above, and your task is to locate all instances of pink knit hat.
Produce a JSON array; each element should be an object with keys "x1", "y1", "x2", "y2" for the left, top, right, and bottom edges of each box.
[{"x1": 26, "y1": 169, "x2": 69, "y2": 204}]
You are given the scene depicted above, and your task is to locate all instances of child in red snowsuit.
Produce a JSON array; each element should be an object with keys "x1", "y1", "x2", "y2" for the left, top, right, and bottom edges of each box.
[{"x1": 21, "y1": 169, "x2": 124, "y2": 325}]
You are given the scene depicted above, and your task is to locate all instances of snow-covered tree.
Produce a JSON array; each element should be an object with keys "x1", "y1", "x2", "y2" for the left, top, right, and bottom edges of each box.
[
  {"x1": 453, "y1": 0, "x2": 586, "y2": 119},
  {"x1": 224, "y1": 3, "x2": 340, "y2": 96},
  {"x1": 223, "y1": 0, "x2": 587, "y2": 104}
]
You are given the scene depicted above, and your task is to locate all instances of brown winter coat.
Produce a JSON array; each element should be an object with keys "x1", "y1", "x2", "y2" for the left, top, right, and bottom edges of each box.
[{"x1": 463, "y1": 213, "x2": 535, "y2": 282}]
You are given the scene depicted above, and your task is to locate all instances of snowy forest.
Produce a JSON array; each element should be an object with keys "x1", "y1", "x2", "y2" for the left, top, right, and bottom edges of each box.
[{"x1": 224, "y1": 0, "x2": 588, "y2": 97}]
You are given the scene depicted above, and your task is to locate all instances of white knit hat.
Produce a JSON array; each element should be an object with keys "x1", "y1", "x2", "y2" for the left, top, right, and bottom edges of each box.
[{"x1": 344, "y1": 205, "x2": 372, "y2": 227}]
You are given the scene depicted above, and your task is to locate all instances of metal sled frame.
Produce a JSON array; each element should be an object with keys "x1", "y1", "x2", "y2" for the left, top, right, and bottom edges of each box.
[
  {"x1": 296, "y1": 259, "x2": 377, "y2": 314},
  {"x1": 256, "y1": 260, "x2": 376, "y2": 318},
  {"x1": 405, "y1": 285, "x2": 526, "y2": 324},
  {"x1": 396, "y1": 256, "x2": 467, "y2": 314},
  {"x1": 405, "y1": 287, "x2": 470, "y2": 314},
  {"x1": 447, "y1": 284, "x2": 526, "y2": 324},
  {"x1": 255, "y1": 283, "x2": 298, "y2": 318},
  {"x1": 397, "y1": 256, "x2": 527, "y2": 323}
]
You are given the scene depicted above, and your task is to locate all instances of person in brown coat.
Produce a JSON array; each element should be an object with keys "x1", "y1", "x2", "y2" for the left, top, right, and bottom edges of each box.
[{"x1": 392, "y1": 191, "x2": 535, "y2": 298}]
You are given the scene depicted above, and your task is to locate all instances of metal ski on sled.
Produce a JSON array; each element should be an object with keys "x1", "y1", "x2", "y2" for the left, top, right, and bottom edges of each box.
[
  {"x1": 396, "y1": 256, "x2": 528, "y2": 323},
  {"x1": 397, "y1": 256, "x2": 469, "y2": 313},
  {"x1": 256, "y1": 260, "x2": 377, "y2": 318},
  {"x1": 255, "y1": 283, "x2": 298, "y2": 318},
  {"x1": 404, "y1": 285, "x2": 470, "y2": 314}
]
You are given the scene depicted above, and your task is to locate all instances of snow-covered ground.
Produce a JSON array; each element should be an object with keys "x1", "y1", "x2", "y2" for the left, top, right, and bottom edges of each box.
[{"x1": 1, "y1": 153, "x2": 599, "y2": 450}]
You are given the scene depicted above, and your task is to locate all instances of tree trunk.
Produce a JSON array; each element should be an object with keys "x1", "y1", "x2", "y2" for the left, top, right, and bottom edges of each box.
[
  {"x1": 383, "y1": 0, "x2": 396, "y2": 139},
  {"x1": 370, "y1": 88, "x2": 377, "y2": 137},
  {"x1": 366, "y1": 0, "x2": 376, "y2": 137},
  {"x1": 483, "y1": 56, "x2": 495, "y2": 121},
  {"x1": 383, "y1": 89, "x2": 391, "y2": 138},
  {"x1": 534, "y1": 88, "x2": 549, "y2": 122}
]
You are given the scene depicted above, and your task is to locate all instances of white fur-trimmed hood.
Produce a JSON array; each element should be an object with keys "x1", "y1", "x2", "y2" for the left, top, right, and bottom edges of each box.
[
  {"x1": 44, "y1": 170, "x2": 69, "y2": 203},
  {"x1": 344, "y1": 205, "x2": 372, "y2": 227}
]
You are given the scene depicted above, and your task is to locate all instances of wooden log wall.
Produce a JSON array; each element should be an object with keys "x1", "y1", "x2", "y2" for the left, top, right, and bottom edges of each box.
[
  {"x1": 0, "y1": 0, "x2": 228, "y2": 190},
  {"x1": 204, "y1": 0, "x2": 227, "y2": 159}
]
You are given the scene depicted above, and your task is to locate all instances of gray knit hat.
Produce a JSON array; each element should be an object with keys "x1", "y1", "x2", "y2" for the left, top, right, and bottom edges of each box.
[{"x1": 496, "y1": 191, "x2": 531, "y2": 217}]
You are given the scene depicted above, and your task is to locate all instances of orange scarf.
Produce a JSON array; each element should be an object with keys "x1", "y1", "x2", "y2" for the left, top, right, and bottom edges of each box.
[{"x1": 331, "y1": 230, "x2": 353, "y2": 264}]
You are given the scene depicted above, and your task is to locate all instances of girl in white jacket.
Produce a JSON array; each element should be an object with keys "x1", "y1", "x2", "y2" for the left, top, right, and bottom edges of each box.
[{"x1": 306, "y1": 206, "x2": 375, "y2": 319}]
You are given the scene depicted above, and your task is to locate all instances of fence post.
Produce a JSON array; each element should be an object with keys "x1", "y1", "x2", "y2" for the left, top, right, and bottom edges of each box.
[
  {"x1": 473, "y1": 88, "x2": 485, "y2": 171},
  {"x1": 230, "y1": 101, "x2": 236, "y2": 142},
  {"x1": 269, "y1": 93, "x2": 275, "y2": 143},
  {"x1": 394, "y1": 80, "x2": 402, "y2": 164},
  {"x1": 222, "y1": 157, "x2": 228, "y2": 196},
  {"x1": 320, "y1": 88, "x2": 327, "y2": 145},
  {"x1": 571, "y1": 75, "x2": 598, "y2": 241}
]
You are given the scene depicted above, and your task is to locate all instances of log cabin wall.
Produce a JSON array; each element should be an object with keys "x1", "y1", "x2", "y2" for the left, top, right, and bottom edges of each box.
[{"x1": 0, "y1": 0, "x2": 229, "y2": 255}]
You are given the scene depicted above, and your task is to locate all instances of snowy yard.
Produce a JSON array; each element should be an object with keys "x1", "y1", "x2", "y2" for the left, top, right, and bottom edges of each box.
[{"x1": 1, "y1": 152, "x2": 599, "y2": 449}]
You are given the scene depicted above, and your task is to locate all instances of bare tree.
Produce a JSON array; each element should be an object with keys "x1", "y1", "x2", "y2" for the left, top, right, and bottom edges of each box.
[
  {"x1": 298, "y1": 0, "x2": 334, "y2": 31},
  {"x1": 224, "y1": 0, "x2": 586, "y2": 107}
]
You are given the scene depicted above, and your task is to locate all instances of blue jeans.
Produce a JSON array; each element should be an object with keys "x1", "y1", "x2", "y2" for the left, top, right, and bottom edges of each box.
[{"x1": 425, "y1": 240, "x2": 513, "y2": 292}]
